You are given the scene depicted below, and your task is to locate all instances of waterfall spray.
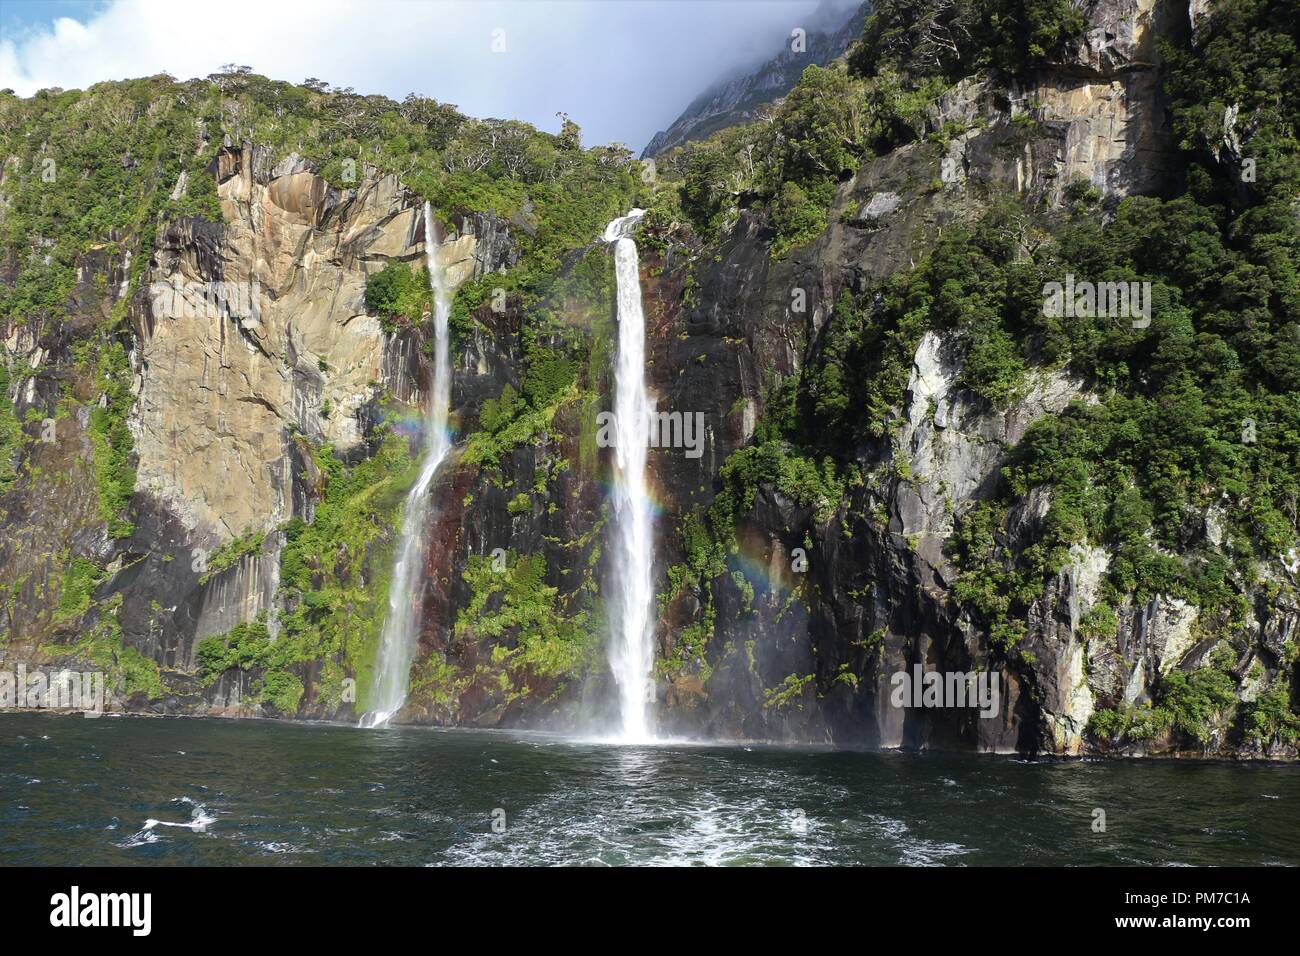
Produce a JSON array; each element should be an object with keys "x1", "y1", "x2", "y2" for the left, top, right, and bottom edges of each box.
[
  {"x1": 360, "y1": 202, "x2": 452, "y2": 728},
  {"x1": 603, "y1": 209, "x2": 655, "y2": 742}
]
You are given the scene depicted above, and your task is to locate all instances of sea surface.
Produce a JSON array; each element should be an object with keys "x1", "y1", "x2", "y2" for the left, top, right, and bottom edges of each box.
[{"x1": 2, "y1": 712, "x2": 1297, "y2": 866}]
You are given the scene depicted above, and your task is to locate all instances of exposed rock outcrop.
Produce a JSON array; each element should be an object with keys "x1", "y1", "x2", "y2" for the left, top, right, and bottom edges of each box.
[{"x1": 1, "y1": 144, "x2": 516, "y2": 708}]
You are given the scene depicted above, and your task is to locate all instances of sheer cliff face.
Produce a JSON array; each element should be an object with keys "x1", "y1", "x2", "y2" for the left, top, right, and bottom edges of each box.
[
  {"x1": 413, "y1": 0, "x2": 1234, "y2": 751},
  {"x1": 3, "y1": 1, "x2": 1293, "y2": 758},
  {"x1": 133, "y1": 144, "x2": 511, "y2": 548},
  {"x1": 614, "y1": 0, "x2": 1291, "y2": 757},
  {"x1": 136, "y1": 149, "x2": 400, "y2": 542},
  {"x1": 618, "y1": 0, "x2": 1183, "y2": 751},
  {"x1": 1, "y1": 144, "x2": 514, "y2": 710}
]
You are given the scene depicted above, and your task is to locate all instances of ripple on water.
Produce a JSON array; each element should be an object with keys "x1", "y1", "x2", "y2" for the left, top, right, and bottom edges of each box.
[{"x1": 4, "y1": 714, "x2": 1299, "y2": 866}]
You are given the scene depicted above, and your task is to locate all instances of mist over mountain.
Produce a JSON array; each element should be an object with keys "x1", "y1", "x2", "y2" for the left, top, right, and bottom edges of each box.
[
  {"x1": 643, "y1": 0, "x2": 867, "y2": 157},
  {"x1": 0, "y1": 0, "x2": 862, "y2": 154}
]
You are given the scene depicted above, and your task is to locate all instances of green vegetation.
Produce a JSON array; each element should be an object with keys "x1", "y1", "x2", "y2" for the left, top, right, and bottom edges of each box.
[
  {"x1": 364, "y1": 262, "x2": 431, "y2": 331},
  {"x1": 770, "y1": 217, "x2": 1040, "y2": 465},
  {"x1": 454, "y1": 241, "x2": 618, "y2": 479},
  {"x1": 0, "y1": 70, "x2": 636, "y2": 275},
  {"x1": 450, "y1": 550, "x2": 596, "y2": 701},
  {"x1": 4, "y1": 4, "x2": 1295, "y2": 746},
  {"x1": 0, "y1": 77, "x2": 222, "y2": 330},
  {"x1": 949, "y1": 501, "x2": 1031, "y2": 652},
  {"x1": 847, "y1": 0, "x2": 1085, "y2": 82},
  {"x1": 0, "y1": 362, "x2": 23, "y2": 492},
  {"x1": 949, "y1": 1, "x2": 1299, "y2": 653},
  {"x1": 192, "y1": 432, "x2": 418, "y2": 716},
  {"x1": 80, "y1": 339, "x2": 137, "y2": 538},
  {"x1": 1088, "y1": 648, "x2": 1243, "y2": 748},
  {"x1": 1086, "y1": 703, "x2": 1172, "y2": 746},
  {"x1": 661, "y1": 0, "x2": 1298, "y2": 743},
  {"x1": 195, "y1": 616, "x2": 305, "y2": 714},
  {"x1": 657, "y1": 437, "x2": 842, "y2": 678},
  {"x1": 264, "y1": 430, "x2": 417, "y2": 715},
  {"x1": 1244, "y1": 685, "x2": 1300, "y2": 745},
  {"x1": 650, "y1": 60, "x2": 944, "y2": 257},
  {"x1": 195, "y1": 619, "x2": 273, "y2": 680},
  {"x1": 1159, "y1": 656, "x2": 1239, "y2": 744},
  {"x1": 712, "y1": 441, "x2": 845, "y2": 528},
  {"x1": 648, "y1": 0, "x2": 1083, "y2": 257},
  {"x1": 0, "y1": 67, "x2": 636, "y2": 549},
  {"x1": 661, "y1": 206, "x2": 1048, "y2": 673},
  {"x1": 408, "y1": 655, "x2": 466, "y2": 711},
  {"x1": 464, "y1": 381, "x2": 567, "y2": 469},
  {"x1": 200, "y1": 529, "x2": 266, "y2": 583},
  {"x1": 44, "y1": 604, "x2": 164, "y2": 701},
  {"x1": 0, "y1": 65, "x2": 639, "y2": 718},
  {"x1": 257, "y1": 669, "x2": 306, "y2": 715},
  {"x1": 764, "y1": 672, "x2": 816, "y2": 711},
  {"x1": 725, "y1": 1, "x2": 1300, "y2": 679},
  {"x1": 56, "y1": 556, "x2": 103, "y2": 622}
]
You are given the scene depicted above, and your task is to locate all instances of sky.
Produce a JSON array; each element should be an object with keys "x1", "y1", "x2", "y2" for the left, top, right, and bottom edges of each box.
[{"x1": 0, "y1": 0, "x2": 859, "y2": 152}]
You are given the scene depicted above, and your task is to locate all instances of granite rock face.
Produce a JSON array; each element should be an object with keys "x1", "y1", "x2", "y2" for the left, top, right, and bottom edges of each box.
[
  {"x1": 132, "y1": 145, "x2": 514, "y2": 546},
  {"x1": 1, "y1": 145, "x2": 515, "y2": 711}
]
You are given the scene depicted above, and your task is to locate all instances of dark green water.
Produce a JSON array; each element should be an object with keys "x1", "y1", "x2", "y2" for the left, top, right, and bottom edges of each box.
[{"x1": 2, "y1": 712, "x2": 1297, "y2": 866}]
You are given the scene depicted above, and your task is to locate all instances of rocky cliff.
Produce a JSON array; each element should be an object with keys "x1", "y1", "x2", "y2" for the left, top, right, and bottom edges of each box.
[
  {"x1": 1, "y1": 107, "x2": 526, "y2": 717},
  {"x1": 619, "y1": 0, "x2": 1298, "y2": 757},
  {"x1": 2, "y1": 0, "x2": 1296, "y2": 758}
]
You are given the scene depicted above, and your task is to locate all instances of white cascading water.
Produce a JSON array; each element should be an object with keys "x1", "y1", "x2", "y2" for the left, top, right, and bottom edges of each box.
[
  {"x1": 603, "y1": 209, "x2": 656, "y2": 742},
  {"x1": 360, "y1": 202, "x2": 453, "y2": 729}
]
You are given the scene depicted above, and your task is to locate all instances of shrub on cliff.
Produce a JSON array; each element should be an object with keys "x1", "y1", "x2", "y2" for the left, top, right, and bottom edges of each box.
[{"x1": 364, "y1": 262, "x2": 431, "y2": 329}]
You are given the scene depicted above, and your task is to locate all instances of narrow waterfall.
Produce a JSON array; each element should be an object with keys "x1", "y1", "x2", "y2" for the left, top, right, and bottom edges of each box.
[
  {"x1": 360, "y1": 202, "x2": 453, "y2": 728},
  {"x1": 603, "y1": 209, "x2": 656, "y2": 742}
]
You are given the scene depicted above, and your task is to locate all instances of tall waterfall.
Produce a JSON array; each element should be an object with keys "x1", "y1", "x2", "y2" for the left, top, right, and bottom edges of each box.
[
  {"x1": 603, "y1": 209, "x2": 656, "y2": 742},
  {"x1": 360, "y1": 202, "x2": 453, "y2": 728}
]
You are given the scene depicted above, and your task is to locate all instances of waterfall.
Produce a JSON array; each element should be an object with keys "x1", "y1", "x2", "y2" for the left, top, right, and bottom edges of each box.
[
  {"x1": 603, "y1": 209, "x2": 656, "y2": 742},
  {"x1": 360, "y1": 202, "x2": 453, "y2": 729}
]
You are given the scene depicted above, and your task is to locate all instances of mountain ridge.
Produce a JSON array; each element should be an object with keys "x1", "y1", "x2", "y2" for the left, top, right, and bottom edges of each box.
[{"x1": 641, "y1": 2, "x2": 868, "y2": 158}]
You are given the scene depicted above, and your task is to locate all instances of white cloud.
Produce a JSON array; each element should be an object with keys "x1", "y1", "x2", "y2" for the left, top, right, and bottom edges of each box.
[{"x1": 0, "y1": 0, "x2": 854, "y2": 151}]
